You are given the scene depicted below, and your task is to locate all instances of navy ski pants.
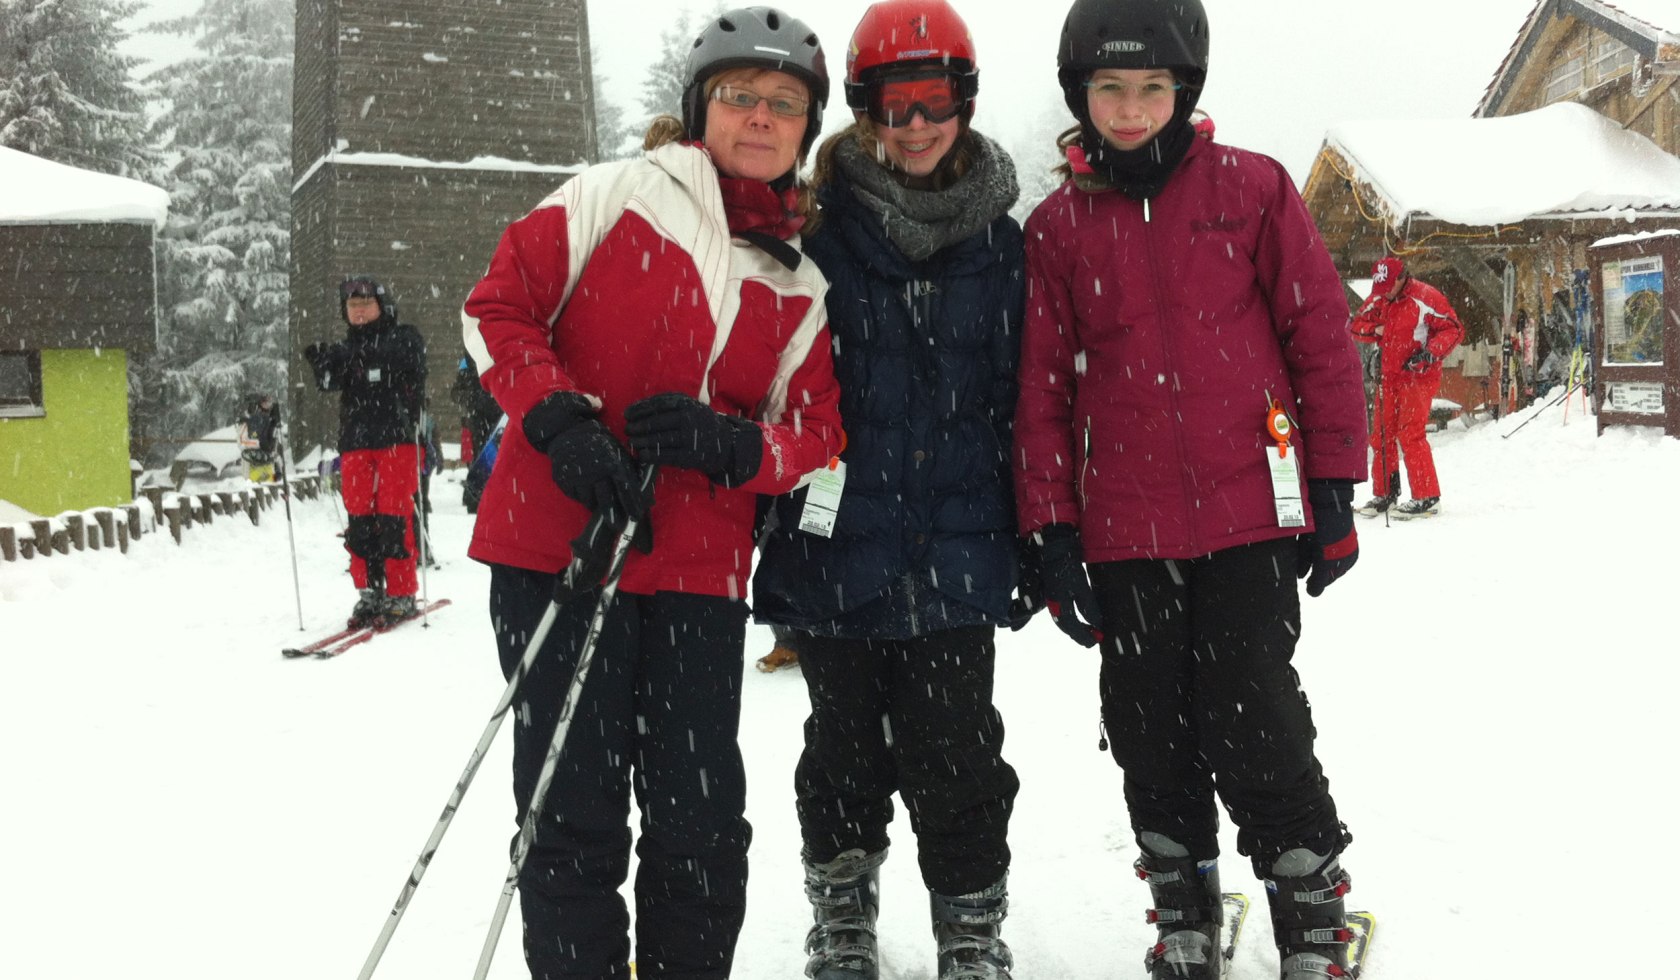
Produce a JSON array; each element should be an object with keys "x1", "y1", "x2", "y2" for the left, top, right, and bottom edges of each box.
[
  {"x1": 1088, "y1": 538, "x2": 1345, "y2": 875},
  {"x1": 793, "y1": 626, "x2": 1019, "y2": 895},
  {"x1": 489, "y1": 565, "x2": 751, "y2": 980}
]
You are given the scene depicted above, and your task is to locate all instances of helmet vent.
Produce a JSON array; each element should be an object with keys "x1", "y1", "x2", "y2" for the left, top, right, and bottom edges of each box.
[
  {"x1": 718, "y1": 16, "x2": 736, "y2": 32},
  {"x1": 765, "y1": 12, "x2": 780, "y2": 29}
]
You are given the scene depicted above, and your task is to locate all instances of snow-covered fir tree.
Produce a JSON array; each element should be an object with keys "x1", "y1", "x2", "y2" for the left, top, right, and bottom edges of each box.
[
  {"x1": 592, "y1": 44, "x2": 637, "y2": 162},
  {"x1": 638, "y1": 5, "x2": 721, "y2": 127},
  {"x1": 0, "y1": 0, "x2": 152, "y2": 176},
  {"x1": 133, "y1": 0, "x2": 292, "y2": 458}
]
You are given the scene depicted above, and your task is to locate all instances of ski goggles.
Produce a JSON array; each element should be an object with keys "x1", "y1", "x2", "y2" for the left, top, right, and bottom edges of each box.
[{"x1": 863, "y1": 75, "x2": 966, "y2": 127}]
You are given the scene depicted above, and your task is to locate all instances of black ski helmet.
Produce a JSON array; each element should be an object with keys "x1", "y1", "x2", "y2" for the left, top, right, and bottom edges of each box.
[
  {"x1": 1056, "y1": 0, "x2": 1209, "y2": 122},
  {"x1": 339, "y1": 275, "x2": 397, "y2": 326},
  {"x1": 680, "y1": 6, "x2": 830, "y2": 158}
]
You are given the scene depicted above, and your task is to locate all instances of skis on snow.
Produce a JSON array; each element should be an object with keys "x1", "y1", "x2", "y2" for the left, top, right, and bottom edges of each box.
[
  {"x1": 281, "y1": 599, "x2": 451, "y2": 659},
  {"x1": 1344, "y1": 910, "x2": 1377, "y2": 977},
  {"x1": 1221, "y1": 892, "x2": 1250, "y2": 963}
]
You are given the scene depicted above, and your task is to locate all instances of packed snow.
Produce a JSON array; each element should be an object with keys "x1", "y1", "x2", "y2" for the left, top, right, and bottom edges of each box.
[
  {"x1": 1327, "y1": 101, "x2": 1680, "y2": 226},
  {"x1": 3, "y1": 405, "x2": 1676, "y2": 980},
  {"x1": 0, "y1": 145, "x2": 170, "y2": 227}
]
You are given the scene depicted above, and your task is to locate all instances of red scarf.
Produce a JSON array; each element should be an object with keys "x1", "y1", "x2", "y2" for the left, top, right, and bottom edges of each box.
[{"x1": 693, "y1": 142, "x2": 805, "y2": 239}]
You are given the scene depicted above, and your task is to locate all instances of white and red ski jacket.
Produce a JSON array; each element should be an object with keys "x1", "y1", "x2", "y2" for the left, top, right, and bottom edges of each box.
[
  {"x1": 462, "y1": 142, "x2": 843, "y2": 598},
  {"x1": 1351, "y1": 277, "x2": 1463, "y2": 383}
]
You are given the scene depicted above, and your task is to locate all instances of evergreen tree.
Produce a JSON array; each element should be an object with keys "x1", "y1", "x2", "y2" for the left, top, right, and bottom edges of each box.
[
  {"x1": 638, "y1": 4, "x2": 723, "y2": 129},
  {"x1": 0, "y1": 0, "x2": 152, "y2": 176},
  {"x1": 592, "y1": 44, "x2": 638, "y2": 162},
  {"x1": 132, "y1": 0, "x2": 292, "y2": 459}
]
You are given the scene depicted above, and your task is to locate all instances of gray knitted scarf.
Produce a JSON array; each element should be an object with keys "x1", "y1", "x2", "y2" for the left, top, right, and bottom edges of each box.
[{"x1": 833, "y1": 130, "x2": 1020, "y2": 262}]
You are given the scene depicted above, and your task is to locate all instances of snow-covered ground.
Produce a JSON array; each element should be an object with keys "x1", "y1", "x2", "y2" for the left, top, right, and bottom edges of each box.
[{"x1": 4, "y1": 402, "x2": 1675, "y2": 979}]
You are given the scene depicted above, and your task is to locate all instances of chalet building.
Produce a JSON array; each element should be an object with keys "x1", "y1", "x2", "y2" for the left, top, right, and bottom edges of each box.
[
  {"x1": 0, "y1": 147, "x2": 169, "y2": 514},
  {"x1": 1302, "y1": 0, "x2": 1680, "y2": 434},
  {"x1": 289, "y1": 0, "x2": 597, "y2": 455}
]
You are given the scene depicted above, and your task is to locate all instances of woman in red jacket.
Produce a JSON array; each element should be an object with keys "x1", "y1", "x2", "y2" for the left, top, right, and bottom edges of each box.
[
  {"x1": 1013, "y1": 1, "x2": 1368, "y2": 978},
  {"x1": 459, "y1": 8, "x2": 842, "y2": 978}
]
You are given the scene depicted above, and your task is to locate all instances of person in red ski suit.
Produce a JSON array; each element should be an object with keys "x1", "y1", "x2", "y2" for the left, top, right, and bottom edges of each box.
[
  {"x1": 1350, "y1": 255, "x2": 1464, "y2": 518},
  {"x1": 1014, "y1": 1, "x2": 1368, "y2": 977},
  {"x1": 303, "y1": 276, "x2": 427, "y2": 627},
  {"x1": 460, "y1": 8, "x2": 842, "y2": 978}
]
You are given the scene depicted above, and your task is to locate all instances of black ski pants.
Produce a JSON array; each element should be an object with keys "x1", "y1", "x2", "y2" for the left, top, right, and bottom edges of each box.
[
  {"x1": 794, "y1": 626, "x2": 1020, "y2": 896},
  {"x1": 489, "y1": 565, "x2": 751, "y2": 980},
  {"x1": 1088, "y1": 538, "x2": 1344, "y2": 875}
]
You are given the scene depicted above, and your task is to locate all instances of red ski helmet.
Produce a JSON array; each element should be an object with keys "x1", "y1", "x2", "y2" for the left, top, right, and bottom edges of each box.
[{"x1": 844, "y1": 0, "x2": 979, "y2": 119}]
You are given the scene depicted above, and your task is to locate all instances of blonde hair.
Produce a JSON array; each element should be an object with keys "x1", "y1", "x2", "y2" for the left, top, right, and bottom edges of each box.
[{"x1": 641, "y1": 70, "x2": 817, "y2": 229}]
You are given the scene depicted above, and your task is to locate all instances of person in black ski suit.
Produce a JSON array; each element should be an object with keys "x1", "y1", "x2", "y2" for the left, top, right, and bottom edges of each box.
[
  {"x1": 303, "y1": 275, "x2": 427, "y2": 626},
  {"x1": 751, "y1": 3, "x2": 1037, "y2": 977},
  {"x1": 239, "y1": 393, "x2": 282, "y2": 482},
  {"x1": 451, "y1": 350, "x2": 502, "y2": 513}
]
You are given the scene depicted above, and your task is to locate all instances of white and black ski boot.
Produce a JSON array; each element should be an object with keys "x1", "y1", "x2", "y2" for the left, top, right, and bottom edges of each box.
[
  {"x1": 803, "y1": 848, "x2": 886, "y2": 980},
  {"x1": 1136, "y1": 833, "x2": 1224, "y2": 979},
  {"x1": 930, "y1": 875, "x2": 1013, "y2": 980},
  {"x1": 349, "y1": 586, "x2": 384, "y2": 628},
  {"x1": 1390, "y1": 496, "x2": 1439, "y2": 519},
  {"x1": 379, "y1": 593, "x2": 418, "y2": 624},
  {"x1": 1264, "y1": 848, "x2": 1352, "y2": 980}
]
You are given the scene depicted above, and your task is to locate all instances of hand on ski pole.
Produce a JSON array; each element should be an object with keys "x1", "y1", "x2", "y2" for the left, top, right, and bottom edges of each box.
[
  {"x1": 1403, "y1": 349, "x2": 1436, "y2": 373},
  {"x1": 623, "y1": 392, "x2": 763, "y2": 488},
  {"x1": 1296, "y1": 479, "x2": 1359, "y2": 598},
  {"x1": 1035, "y1": 523, "x2": 1104, "y2": 648},
  {"x1": 522, "y1": 391, "x2": 647, "y2": 521}
]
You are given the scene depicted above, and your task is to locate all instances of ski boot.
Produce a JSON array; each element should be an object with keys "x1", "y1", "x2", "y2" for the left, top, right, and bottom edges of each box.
[
  {"x1": 349, "y1": 586, "x2": 385, "y2": 629},
  {"x1": 930, "y1": 875, "x2": 1013, "y2": 980},
  {"x1": 1136, "y1": 833, "x2": 1223, "y2": 979},
  {"x1": 1390, "y1": 496, "x2": 1439, "y2": 519},
  {"x1": 379, "y1": 593, "x2": 419, "y2": 625},
  {"x1": 1264, "y1": 848, "x2": 1352, "y2": 980},
  {"x1": 803, "y1": 848, "x2": 886, "y2": 980},
  {"x1": 757, "y1": 645, "x2": 800, "y2": 672}
]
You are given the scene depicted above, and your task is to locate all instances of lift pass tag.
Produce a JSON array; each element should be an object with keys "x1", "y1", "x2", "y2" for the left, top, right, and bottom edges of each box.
[
  {"x1": 1268, "y1": 447, "x2": 1305, "y2": 527},
  {"x1": 798, "y1": 459, "x2": 846, "y2": 538},
  {"x1": 366, "y1": 367, "x2": 383, "y2": 383}
]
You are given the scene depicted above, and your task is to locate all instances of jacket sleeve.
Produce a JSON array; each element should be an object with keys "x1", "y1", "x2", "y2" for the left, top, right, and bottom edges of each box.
[
  {"x1": 461, "y1": 195, "x2": 589, "y2": 425},
  {"x1": 1421, "y1": 286, "x2": 1465, "y2": 361},
  {"x1": 308, "y1": 341, "x2": 351, "y2": 392},
  {"x1": 1349, "y1": 298, "x2": 1384, "y2": 344},
  {"x1": 990, "y1": 225, "x2": 1026, "y2": 524},
  {"x1": 1014, "y1": 207, "x2": 1085, "y2": 536},
  {"x1": 1253, "y1": 163, "x2": 1369, "y2": 482},
  {"x1": 735, "y1": 303, "x2": 845, "y2": 497}
]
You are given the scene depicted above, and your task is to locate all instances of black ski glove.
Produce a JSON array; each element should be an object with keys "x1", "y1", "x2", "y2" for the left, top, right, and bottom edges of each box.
[
  {"x1": 522, "y1": 391, "x2": 648, "y2": 525},
  {"x1": 1007, "y1": 536, "x2": 1047, "y2": 631},
  {"x1": 1037, "y1": 523, "x2": 1104, "y2": 648},
  {"x1": 1403, "y1": 349, "x2": 1437, "y2": 373},
  {"x1": 623, "y1": 392, "x2": 763, "y2": 488},
  {"x1": 552, "y1": 478, "x2": 655, "y2": 605},
  {"x1": 1296, "y1": 479, "x2": 1359, "y2": 598}
]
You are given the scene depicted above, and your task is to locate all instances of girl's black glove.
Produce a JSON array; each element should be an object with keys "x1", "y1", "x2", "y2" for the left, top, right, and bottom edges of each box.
[{"x1": 1037, "y1": 524, "x2": 1104, "y2": 648}]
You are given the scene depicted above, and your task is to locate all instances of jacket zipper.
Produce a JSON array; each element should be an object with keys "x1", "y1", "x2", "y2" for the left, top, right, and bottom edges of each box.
[{"x1": 1139, "y1": 195, "x2": 1202, "y2": 554}]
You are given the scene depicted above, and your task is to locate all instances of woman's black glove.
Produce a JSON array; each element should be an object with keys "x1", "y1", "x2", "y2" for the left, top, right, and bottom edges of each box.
[
  {"x1": 1037, "y1": 523, "x2": 1104, "y2": 647},
  {"x1": 1296, "y1": 479, "x2": 1359, "y2": 597},
  {"x1": 1007, "y1": 537, "x2": 1046, "y2": 630},
  {"x1": 623, "y1": 392, "x2": 762, "y2": 488},
  {"x1": 521, "y1": 391, "x2": 647, "y2": 525}
]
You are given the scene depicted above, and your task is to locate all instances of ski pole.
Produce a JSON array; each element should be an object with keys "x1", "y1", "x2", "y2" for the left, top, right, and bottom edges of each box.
[
  {"x1": 471, "y1": 467, "x2": 657, "y2": 980},
  {"x1": 1500, "y1": 381, "x2": 1575, "y2": 440},
  {"x1": 277, "y1": 438, "x2": 305, "y2": 631},
  {"x1": 354, "y1": 467, "x2": 655, "y2": 980},
  {"x1": 413, "y1": 420, "x2": 431, "y2": 626}
]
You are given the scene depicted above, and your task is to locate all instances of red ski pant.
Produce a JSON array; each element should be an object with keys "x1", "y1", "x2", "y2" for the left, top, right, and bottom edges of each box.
[
  {"x1": 1370, "y1": 376, "x2": 1441, "y2": 499},
  {"x1": 340, "y1": 444, "x2": 420, "y2": 596}
]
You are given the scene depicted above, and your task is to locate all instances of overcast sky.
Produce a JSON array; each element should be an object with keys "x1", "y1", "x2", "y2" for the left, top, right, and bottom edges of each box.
[{"x1": 122, "y1": 0, "x2": 1551, "y2": 183}]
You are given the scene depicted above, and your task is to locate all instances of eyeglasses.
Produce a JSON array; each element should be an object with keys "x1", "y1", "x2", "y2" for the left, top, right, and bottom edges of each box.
[
  {"x1": 866, "y1": 76, "x2": 963, "y2": 127},
  {"x1": 1084, "y1": 79, "x2": 1183, "y2": 103},
  {"x1": 712, "y1": 85, "x2": 809, "y2": 118}
]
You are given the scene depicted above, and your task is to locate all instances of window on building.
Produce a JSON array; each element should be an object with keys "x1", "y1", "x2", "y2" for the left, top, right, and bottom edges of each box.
[
  {"x1": 0, "y1": 350, "x2": 45, "y2": 418},
  {"x1": 1544, "y1": 55, "x2": 1585, "y2": 102},
  {"x1": 1591, "y1": 35, "x2": 1636, "y2": 85}
]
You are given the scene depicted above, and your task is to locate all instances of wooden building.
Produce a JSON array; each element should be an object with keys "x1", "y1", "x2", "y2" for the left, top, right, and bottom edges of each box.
[
  {"x1": 289, "y1": 0, "x2": 597, "y2": 455},
  {"x1": 1302, "y1": 0, "x2": 1680, "y2": 427},
  {"x1": 0, "y1": 147, "x2": 169, "y2": 514}
]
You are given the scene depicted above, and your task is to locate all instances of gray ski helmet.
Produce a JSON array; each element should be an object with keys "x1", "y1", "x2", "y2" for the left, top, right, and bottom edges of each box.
[
  {"x1": 681, "y1": 6, "x2": 829, "y2": 158},
  {"x1": 339, "y1": 275, "x2": 396, "y2": 325},
  {"x1": 1056, "y1": 0, "x2": 1209, "y2": 120}
]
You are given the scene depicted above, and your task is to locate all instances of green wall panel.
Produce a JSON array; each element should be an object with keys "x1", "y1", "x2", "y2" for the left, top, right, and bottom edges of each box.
[{"x1": 0, "y1": 348, "x2": 131, "y2": 514}]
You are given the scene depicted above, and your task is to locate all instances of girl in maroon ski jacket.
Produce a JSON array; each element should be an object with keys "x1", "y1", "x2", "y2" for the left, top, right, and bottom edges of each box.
[{"x1": 1013, "y1": 2, "x2": 1369, "y2": 978}]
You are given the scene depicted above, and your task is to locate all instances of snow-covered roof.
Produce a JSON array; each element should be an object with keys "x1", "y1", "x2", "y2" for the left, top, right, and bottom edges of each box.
[
  {"x1": 0, "y1": 146, "x2": 170, "y2": 229},
  {"x1": 1326, "y1": 101, "x2": 1680, "y2": 228},
  {"x1": 1476, "y1": 1, "x2": 1679, "y2": 117}
]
